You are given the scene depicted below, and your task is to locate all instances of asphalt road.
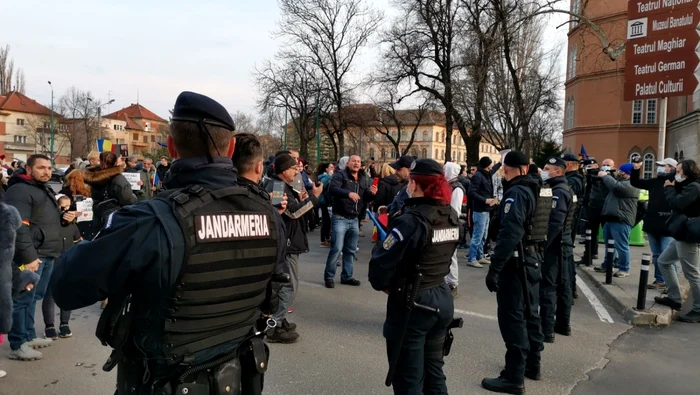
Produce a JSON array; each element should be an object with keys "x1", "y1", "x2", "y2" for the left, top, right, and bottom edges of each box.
[{"x1": 1, "y1": 230, "x2": 697, "y2": 394}]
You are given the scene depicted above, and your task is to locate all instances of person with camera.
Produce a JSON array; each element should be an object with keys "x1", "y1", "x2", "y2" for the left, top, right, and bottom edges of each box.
[
  {"x1": 655, "y1": 160, "x2": 700, "y2": 323},
  {"x1": 578, "y1": 159, "x2": 615, "y2": 265},
  {"x1": 630, "y1": 158, "x2": 676, "y2": 289}
]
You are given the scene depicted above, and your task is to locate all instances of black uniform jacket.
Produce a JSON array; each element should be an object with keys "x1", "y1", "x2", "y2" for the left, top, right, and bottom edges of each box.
[
  {"x1": 545, "y1": 176, "x2": 571, "y2": 250},
  {"x1": 489, "y1": 175, "x2": 539, "y2": 276}
]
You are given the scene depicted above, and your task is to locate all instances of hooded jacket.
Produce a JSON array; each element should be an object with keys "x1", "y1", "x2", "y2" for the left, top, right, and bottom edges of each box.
[
  {"x1": 444, "y1": 162, "x2": 465, "y2": 215},
  {"x1": 375, "y1": 174, "x2": 403, "y2": 209},
  {"x1": 0, "y1": 202, "x2": 21, "y2": 333},
  {"x1": 601, "y1": 175, "x2": 639, "y2": 227},
  {"x1": 630, "y1": 168, "x2": 673, "y2": 236},
  {"x1": 4, "y1": 169, "x2": 63, "y2": 263},
  {"x1": 83, "y1": 165, "x2": 137, "y2": 207}
]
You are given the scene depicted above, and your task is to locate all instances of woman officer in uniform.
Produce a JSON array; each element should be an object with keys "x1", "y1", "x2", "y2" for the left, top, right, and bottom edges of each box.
[{"x1": 369, "y1": 159, "x2": 460, "y2": 395}]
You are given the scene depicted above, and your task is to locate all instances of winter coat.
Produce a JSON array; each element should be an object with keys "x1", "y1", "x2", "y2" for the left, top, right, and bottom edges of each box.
[
  {"x1": 665, "y1": 177, "x2": 700, "y2": 219},
  {"x1": 156, "y1": 163, "x2": 171, "y2": 187},
  {"x1": 457, "y1": 175, "x2": 470, "y2": 192},
  {"x1": 468, "y1": 162, "x2": 502, "y2": 213},
  {"x1": 630, "y1": 168, "x2": 673, "y2": 236},
  {"x1": 138, "y1": 168, "x2": 160, "y2": 201},
  {"x1": 83, "y1": 166, "x2": 137, "y2": 207},
  {"x1": 318, "y1": 172, "x2": 332, "y2": 207},
  {"x1": 329, "y1": 167, "x2": 376, "y2": 219},
  {"x1": 375, "y1": 174, "x2": 403, "y2": 209},
  {"x1": 60, "y1": 223, "x2": 83, "y2": 254},
  {"x1": 0, "y1": 202, "x2": 21, "y2": 333},
  {"x1": 601, "y1": 175, "x2": 639, "y2": 227},
  {"x1": 492, "y1": 173, "x2": 503, "y2": 201},
  {"x1": 444, "y1": 162, "x2": 465, "y2": 216},
  {"x1": 265, "y1": 175, "x2": 318, "y2": 254},
  {"x1": 5, "y1": 169, "x2": 63, "y2": 263}
]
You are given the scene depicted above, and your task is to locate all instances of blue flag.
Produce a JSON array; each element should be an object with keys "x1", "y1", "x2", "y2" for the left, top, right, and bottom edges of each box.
[
  {"x1": 153, "y1": 170, "x2": 160, "y2": 187},
  {"x1": 579, "y1": 144, "x2": 588, "y2": 159},
  {"x1": 366, "y1": 211, "x2": 387, "y2": 242}
]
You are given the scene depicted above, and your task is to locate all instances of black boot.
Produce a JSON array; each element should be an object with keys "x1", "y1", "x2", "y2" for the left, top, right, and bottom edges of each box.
[
  {"x1": 543, "y1": 334, "x2": 555, "y2": 343},
  {"x1": 554, "y1": 325, "x2": 571, "y2": 336},
  {"x1": 525, "y1": 364, "x2": 541, "y2": 381},
  {"x1": 481, "y1": 377, "x2": 525, "y2": 394},
  {"x1": 266, "y1": 327, "x2": 300, "y2": 344},
  {"x1": 573, "y1": 288, "x2": 579, "y2": 299}
]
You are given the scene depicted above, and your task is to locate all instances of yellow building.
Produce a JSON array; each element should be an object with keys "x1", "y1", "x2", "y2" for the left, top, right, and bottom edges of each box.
[
  {"x1": 104, "y1": 103, "x2": 168, "y2": 157},
  {"x1": 0, "y1": 91, "x2": 71, "y2": 164}
]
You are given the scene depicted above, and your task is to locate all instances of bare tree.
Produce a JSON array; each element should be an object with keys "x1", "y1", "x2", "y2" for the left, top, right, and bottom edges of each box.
[
  {"x1": 0, "y1": 45, "x2": 26, "y2": 95},
  {"x1": 57, "y1": 87, "x2": 100, "y2": 158},
  {"x1": 255, "y1": 58, "x2": 328, "y2": 160},
  {"x1": 231, "y1": 111, "x2": 256, "y2": 133},
  {"x1": 276, "y1": 0, "x2": 383, "y2": 158},
  {"x1": 378, "y1": 0, "x2": 472, "y2": 163},
  {"x1": 371, "y1": 88, "x2": 431, "y2": 156}
]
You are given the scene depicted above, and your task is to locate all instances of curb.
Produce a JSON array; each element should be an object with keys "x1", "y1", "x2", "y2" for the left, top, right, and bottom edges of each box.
[{"x1": 576, "y1": 265, "x2": 690, "y2": 326}]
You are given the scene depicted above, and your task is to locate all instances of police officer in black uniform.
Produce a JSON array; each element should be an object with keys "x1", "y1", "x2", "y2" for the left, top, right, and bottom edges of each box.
[
  {"x1": 369, "y1": 159, "x2": 459, "y2": 395},
  {"x1": 51, "y1": 92, "x2": 286, "y2": 395},
  {"x1": 483, "y1": 151, "x2": 546, "y2": 395},
  {"x1": 562, "y1": 153, "x2": 584, "y2": 300},
  {"x1": 540, "y1": 157, "x2": 574, "y2": 343}
]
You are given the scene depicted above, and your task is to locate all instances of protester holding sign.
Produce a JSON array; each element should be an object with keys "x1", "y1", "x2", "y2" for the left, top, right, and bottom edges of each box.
[{"x1": 82, "y1": 152, "x2": 136, "y2": 228}]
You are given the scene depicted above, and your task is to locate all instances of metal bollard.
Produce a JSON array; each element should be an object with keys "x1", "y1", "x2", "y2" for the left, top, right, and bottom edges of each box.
[
  {"x1": 605, "y1": 239, "x2": 615, "y2": 285},
  {"x1": 585, "y1": 228, "x2": 593, "y2": 267},
  {"x1": 636, "y1": 254, "x2": 651, "y2": 310}
]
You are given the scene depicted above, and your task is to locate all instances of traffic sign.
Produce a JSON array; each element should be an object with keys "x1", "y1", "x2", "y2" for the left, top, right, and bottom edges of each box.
[
  {"x1": 624, "y1": 0, "x2": 700, "y2": 101},
  {"x1": 629, "y1": 0, "x2": 699, "y2": 20}
]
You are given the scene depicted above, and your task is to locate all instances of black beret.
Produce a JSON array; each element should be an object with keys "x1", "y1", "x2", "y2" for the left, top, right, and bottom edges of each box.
[
  {"x1": 275, "y1": 154, "x2": 297, "y2": 174},
  {"x1": 409, "y1": 159, "x2": 443, "y2": 176},
  {"x1": 390, "y1": 155, "x2": 414, "y2": 170},
  {"x1": 504, "y1": 151, "x2": 529, "y2": 167},
  {"x1": 172, "y1": 91, "x2": 235, "y2": 131},
  {"x1": 546, "y1": 157, "x2": 567, "y2": 169},
  {"x1": 561, "y1": 153, "x2": 579, "y2": 162}
]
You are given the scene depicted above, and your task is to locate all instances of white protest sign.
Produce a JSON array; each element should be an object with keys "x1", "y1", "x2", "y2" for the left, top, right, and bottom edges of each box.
[
  {"x1": 76, "y1": 198, "x2": 94, "y2": 223},
  {"x1": 123, "y1": 172, "x2": 141, "y2": 191}
]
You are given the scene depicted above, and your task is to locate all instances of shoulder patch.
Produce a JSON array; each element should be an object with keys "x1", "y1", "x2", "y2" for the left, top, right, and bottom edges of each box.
[
  {"x1": 552, "y1": 200, "x2": 557, "y2": 209},
  {"x1": 195, "y1": 213, "x2": 271, "y2": 243},
  {"x1": 383, "y1": 234, "x2": 397, "y2": 250},
  {"x1": 504, "y1": 202, "x2": 512, "y2": 214},
  {"x1": 105, "y1": 212, "x2": 115, "y2": 229},
  {"x1": 505, "y1": 198, "x2": 515, "y2": 203},
  {"x1": 391, "y1": 228, "x2": 405, "y2": 242}
]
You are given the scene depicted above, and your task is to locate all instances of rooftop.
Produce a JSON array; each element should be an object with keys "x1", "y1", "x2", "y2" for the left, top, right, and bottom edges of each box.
[
  {"x1": 104, "y1": 103, "x2": 166, "y2": 123},
  {"x1": 0, "y1": 91, "x2": 55, "y2": 117}
]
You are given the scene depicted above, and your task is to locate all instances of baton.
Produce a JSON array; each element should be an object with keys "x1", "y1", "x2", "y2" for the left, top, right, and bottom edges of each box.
[{"x1": 367, "y1": 211, "x2": 387, "y2": 242}]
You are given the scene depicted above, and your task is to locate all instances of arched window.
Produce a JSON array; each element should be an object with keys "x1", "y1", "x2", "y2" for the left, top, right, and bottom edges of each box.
[
  {"x1": 680, "y1": 150, "x2": 685, "y2": 160},
  {"x1": 423, "y1": 131, "x2": 428, "y2": 141},
  {"x1": 675, "y1": 151, "x2": 679, "y2": 161},
  {"x1": 422, "y1": 148, "x2": 427, "y2": 158},
  {"x1": 435, "y1": 149, "x2": 438, "y2": 159},
  {"x1": 566, "y1": 97, "x2": 575, "y2": 130},
  {"x1": 643, "y1": 153, "x2": 655, "y2": 178},
  {"x1": 629, "y1": 152, "x2": 640, "y2": 163},
  {"x1": 391, "y1": 148, "x2": 397, "y2": 159},
  {"x1": 441, "y1": 150, "x2": 445, "y2": 159},
  {"x1": 381, "y1": 148, "x2": 386, "y2": 159},
  {"x1": 369, "y1": 148, "x2": 375, "y2": 159},
  {"x1": 568, "y1": 45, "x2": 577, "y2": 79},
  {"x1": 442, "y1": 133, "x2": 445, "y2": 142}
]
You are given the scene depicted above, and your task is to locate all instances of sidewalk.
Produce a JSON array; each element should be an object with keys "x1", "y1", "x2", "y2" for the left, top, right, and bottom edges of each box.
[{"x1": 573, "y1": 239, "x2": 690, "y2": 326}]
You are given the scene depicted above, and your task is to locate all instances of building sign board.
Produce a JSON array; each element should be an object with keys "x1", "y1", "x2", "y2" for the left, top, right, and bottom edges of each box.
[{"x1": 629, "y1": 0, "x2": 699, "y2": 20}]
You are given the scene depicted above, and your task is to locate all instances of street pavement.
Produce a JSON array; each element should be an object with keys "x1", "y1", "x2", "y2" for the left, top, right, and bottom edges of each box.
[{"x1": 1, "y1": 226, "x2": 698, "y2": 394}]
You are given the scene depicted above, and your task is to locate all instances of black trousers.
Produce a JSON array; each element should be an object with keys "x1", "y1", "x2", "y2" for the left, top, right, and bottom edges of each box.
[
  {"x1": 540, "y1": 243, "x2": 572, "y2": 336},
  {"x1": 320, "y1": 206, "x2": 331, "y2": 243},
  {"x1": 496, "y1": 264, "x2": 544, "y2": 382},
  {"x1": 585, "y1": 207, "x2": 605, "y2": 258},
  {"x1": 384, "y1": 284, "x2": 454, "y2": 395}
]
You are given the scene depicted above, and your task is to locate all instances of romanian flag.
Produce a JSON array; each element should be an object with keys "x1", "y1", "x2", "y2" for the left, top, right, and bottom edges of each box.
[
  {"x1": 579, "y1": 144, "x2": 589, "y2": 160},
  {"x1": 97, "y1": 139, "x2": 115, "y2": 153}
]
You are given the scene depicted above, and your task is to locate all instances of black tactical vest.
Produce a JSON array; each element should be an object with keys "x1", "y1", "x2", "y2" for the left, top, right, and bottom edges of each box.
[
  {"x1": 524, "y1": 186, "x2": 553, "y2": 244},
  {"x1": 406, "y1": 203, "x2": 460, "y2": 289},
  {"x1": 158, "y1": 184, "x2": 279, "y2": 361},
  {"x1": 552, "y1": 183, "x2": 578, "y2": 232}
]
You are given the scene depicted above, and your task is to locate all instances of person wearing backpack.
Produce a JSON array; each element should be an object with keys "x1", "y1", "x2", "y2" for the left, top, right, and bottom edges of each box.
[
  {"x1": 655, "y1": 160, "x2": 700, "y2": 323},
  {"x1": 317, "y1": 162, "x2": 335, "y2": 247}
]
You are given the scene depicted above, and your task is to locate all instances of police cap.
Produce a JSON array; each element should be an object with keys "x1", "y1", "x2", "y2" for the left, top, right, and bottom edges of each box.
[
  {"x1": 561, "y1": 153, "x2": 579, "y2": 162},
  {"x1": 409, "y1": 159, "x2": 443, "y2": 176},
  {"x1": 172, "y1": 91, "x2": 236, "y2": 131},
  {"x1": 546, "y1": 157, "x2": 567, "y2": 169},
  {"x1": 503, "y1": 151, "x2": 529, "y2": 167}
]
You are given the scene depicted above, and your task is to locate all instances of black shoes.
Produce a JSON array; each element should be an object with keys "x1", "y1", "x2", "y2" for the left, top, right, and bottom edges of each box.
[
  {"x1": 481, "y1": 377, "x2": 525, "y2": 394},
  {"x1": 266, "y1": 327, "x2": 300, "y2": 343},
  {"x1": 525, "y1": 365, "x2": 541, "y2": 381},
  {"x1": 59, "y1": 324, "x2": 72, "y2": 338},
  {"x1": 554, "y1": 325, "x2": 571, "y2": 336},
  {"x1": 654, "y1": 296, "x2": 682, "y2": 310},
  {"x1": 341, "y1": 278, "x2": 361, "y2": 286},
  {"x1": 281, "y1": 319, "x2": 297, "y2": 332},
  {"x1": 325, "y1": 280, "x2": 335, "y2": 288},
  {"x1": 678, "y1": 310, "x2": 700, "y2": 323},
  {"x1": 543, "y1": 334, "x2": 555, "y2": 343},
  {"x1": 45, "y1": 326, "x2": 58, "y2": 340},
  {"x1": 572, "y1": 288, "x2": 579, "y2": 299}
]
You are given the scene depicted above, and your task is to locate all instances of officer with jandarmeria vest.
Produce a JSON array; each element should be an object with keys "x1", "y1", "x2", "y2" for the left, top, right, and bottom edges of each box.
[
  {"x1": 482, "y1": 151, "x2": 547, "y2": 395},
  {"x1": 51, "y1": 92, "x2": 286, "y2": 395},
  {"x1": 540, "y1": 157, "x2": 575, "y2": 344},
  {"x1": 369, "y1": 159, "x2": 459, "y2": 395},
  {"x1": 562, "y1": 152, "x2": 584, "y2": 300}
]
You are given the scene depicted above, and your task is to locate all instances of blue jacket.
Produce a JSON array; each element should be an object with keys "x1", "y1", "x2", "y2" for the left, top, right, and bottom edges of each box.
[{"x1": 329, "y1": 167, "x2": 375, "y2": 219}]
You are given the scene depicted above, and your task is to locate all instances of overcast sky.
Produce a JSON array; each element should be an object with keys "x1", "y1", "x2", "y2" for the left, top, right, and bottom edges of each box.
[{"x1": 2, "y1": 0, "x2": 568, "y2": 120}]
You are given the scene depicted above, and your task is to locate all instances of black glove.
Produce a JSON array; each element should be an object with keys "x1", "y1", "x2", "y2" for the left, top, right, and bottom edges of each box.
[{"x1": 485, "y1": 270, "x2": 499, "y2": 292}]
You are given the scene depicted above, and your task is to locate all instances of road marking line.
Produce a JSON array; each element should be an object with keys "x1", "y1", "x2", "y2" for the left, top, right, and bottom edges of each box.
[
  {"x1": 455, "y1": 309, "x2": 497, "y2": 321},
  {"x1": 576, "y1": 274, "x2": 615, "y2": 323}
]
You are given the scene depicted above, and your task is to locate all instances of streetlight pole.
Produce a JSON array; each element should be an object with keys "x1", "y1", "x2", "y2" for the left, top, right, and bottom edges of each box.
[{"x1": 48, "y1": 81, "x2": 55, "y2": 165}]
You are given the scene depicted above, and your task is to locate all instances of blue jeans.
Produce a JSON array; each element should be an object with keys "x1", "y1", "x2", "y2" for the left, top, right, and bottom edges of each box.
[
  {"x1": 648, "y1": 234, "x2": 673, "y2": 283},
  {"x1": 324, "y1": 216, "x2": 359, "y2": 281},
  {"x1": 601, "y1": 222, "x2": 632, "y2": 272},
  {"x1": 9, "y1": 258, "x2": 55, "y2": 350},
  {"x1": 468, "y1": 212, "x2": 490, "y2": 262}
]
